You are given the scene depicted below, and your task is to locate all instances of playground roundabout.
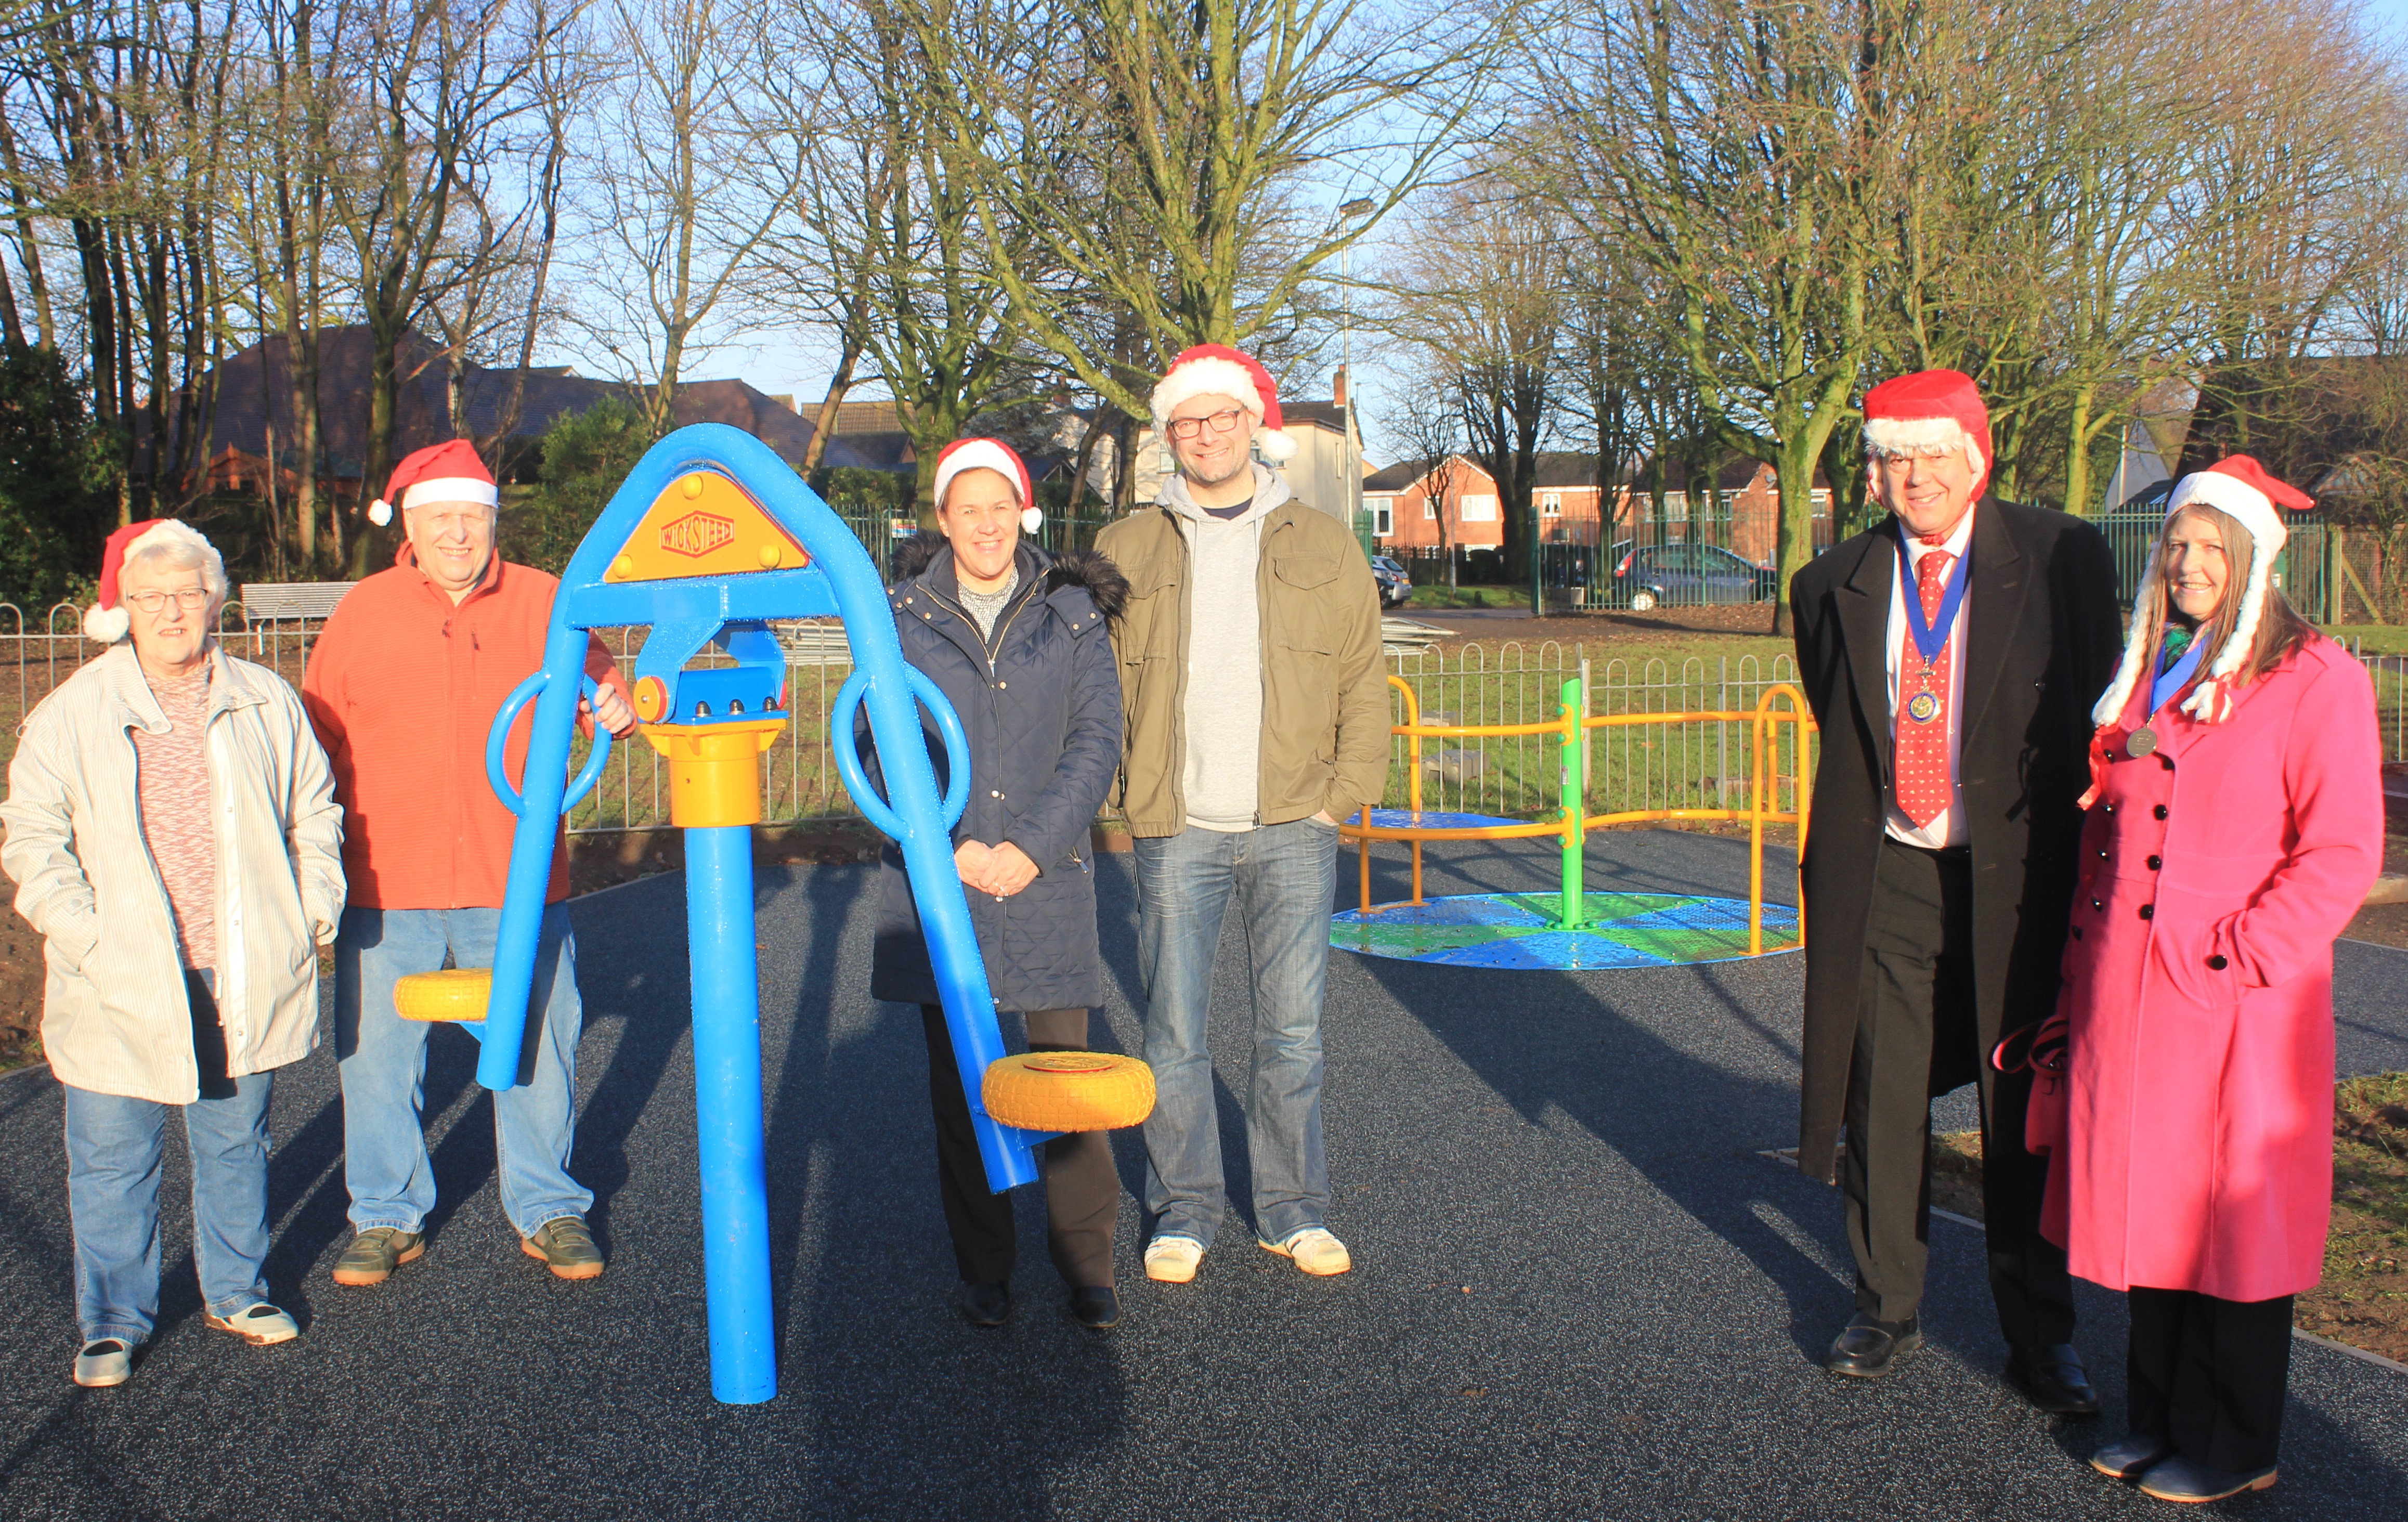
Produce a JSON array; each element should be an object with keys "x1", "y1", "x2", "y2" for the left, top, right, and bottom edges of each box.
[
  {"x1": 1334, "y1": 680, "x2": 1814, "y2": 972},
  {"x1": 1332, "y1": 882, "x2": 1801, "y2": 970}
]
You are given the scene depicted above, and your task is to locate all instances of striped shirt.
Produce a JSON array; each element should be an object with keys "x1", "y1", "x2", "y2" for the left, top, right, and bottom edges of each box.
[{"x1": 132, "y1": 663, "x2": 217, "y2": 969}]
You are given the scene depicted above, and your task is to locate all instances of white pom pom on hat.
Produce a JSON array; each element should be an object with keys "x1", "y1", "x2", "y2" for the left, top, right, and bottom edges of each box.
[
  {"x1": 1150, "y1": 343, "x2": 1298, "y2": 464},
  {"x1": 371, "y1": 438, "x2": 498, "y2": 527}
]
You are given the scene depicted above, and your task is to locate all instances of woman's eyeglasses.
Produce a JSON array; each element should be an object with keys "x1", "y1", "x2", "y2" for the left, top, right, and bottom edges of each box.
[
  {"x1": 1166, "y1": 408, "x2": 1246, "y2": 441},
  {"x1": 125, "y1": 589, "x2": 211, "y2": 613}
]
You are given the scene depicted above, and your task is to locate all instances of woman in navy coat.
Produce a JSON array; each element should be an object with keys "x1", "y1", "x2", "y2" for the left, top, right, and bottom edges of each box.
[{"x1": 862, "y1": 438, "x2": 1127, "y2": 1331}]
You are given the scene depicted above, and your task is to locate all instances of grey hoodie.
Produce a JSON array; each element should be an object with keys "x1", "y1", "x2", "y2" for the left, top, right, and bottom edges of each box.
[{"x1": 1159, "y1": 463, "x2": 1293, "y2": 831}]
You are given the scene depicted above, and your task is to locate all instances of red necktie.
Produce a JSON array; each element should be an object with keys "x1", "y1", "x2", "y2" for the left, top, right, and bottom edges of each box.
[{"x1": 1895, "y1": 545, "x2": 1954, "y2": 828}]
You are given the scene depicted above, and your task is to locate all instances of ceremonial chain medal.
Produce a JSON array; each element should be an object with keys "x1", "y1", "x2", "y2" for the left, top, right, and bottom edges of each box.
[
  {"x1": 1905, "y1": 652, "x2": 1943, "y2": 725},
  {"x1": 1895, "y1": 531, "x2": 1970, "y2": 727}
]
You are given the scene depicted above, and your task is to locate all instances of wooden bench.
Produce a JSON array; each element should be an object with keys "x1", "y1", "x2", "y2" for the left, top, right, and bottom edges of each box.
[{"x1": 236, "y1": 582, "x2": 354, "y2": 620}]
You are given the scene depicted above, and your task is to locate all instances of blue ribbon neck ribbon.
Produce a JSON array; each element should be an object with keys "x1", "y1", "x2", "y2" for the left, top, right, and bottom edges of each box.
[
  {"x1": 1894, "y1": 529, "x2": 1972, "y2": 670},
  {"x1": 2149, "y1": 635, "x2": 2206, "y2": 716}
]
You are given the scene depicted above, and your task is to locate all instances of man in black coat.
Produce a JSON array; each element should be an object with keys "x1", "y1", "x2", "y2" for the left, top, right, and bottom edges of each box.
[{"x1": 1790, "y1": 370, "x2": 2123, "y2": 1409}]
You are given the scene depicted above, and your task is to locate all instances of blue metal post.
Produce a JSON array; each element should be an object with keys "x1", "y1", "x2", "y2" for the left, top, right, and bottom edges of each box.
[
  {"x1": 477, "y1": 627, "x2": 593, "y2": 1090},
  {"x1": 685, "y1": 825, "x2": 774, "y2": 1404}
]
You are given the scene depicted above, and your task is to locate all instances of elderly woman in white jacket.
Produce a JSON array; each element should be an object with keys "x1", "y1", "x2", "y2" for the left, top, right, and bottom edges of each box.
[{"x1": 1, "y1": 520, "x2": 344, "y2": 1388}]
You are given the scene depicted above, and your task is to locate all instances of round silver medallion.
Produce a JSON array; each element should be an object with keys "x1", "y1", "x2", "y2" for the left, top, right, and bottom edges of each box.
[{"x1": 2127, "y1": 726, "x2": 2158, "y2": 758}]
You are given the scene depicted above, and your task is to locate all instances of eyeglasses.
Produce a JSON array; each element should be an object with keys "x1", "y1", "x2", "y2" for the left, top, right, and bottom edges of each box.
[
  {"x1": 1167, "y1": 408, "x2": 1247, "y2": 441},
  {"x1": 125, "y1": 589, "x2": 211, "y2": 613}
]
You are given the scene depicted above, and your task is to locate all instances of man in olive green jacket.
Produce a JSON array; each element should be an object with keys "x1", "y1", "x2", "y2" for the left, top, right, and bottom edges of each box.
[{"x1": 1095, "y1": 344, "x2": 1386, "y2": 1286}]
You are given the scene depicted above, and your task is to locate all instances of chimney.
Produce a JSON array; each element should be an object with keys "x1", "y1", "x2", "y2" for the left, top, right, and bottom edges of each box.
[{"x1": 1332, "y1": 366, "x2": 1348, "y2": 408}]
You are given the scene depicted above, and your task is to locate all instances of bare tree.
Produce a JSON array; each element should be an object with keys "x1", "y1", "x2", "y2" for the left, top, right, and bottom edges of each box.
[
  {"x1": 328, "y1": 0, "x2": 550, "y2": 573},
  {"x1": 2174, "y1": 0, "x2": 2408, "y2": 478},
  {"x1": 581, "y1": 0, "x2": 790, "y2": 436},
  {"x1": 1386, "y1": 175, "x2": 1567, "y2": 582},
  {"x1": 756, "y1": 0, "x2": 1048, "y2": 514},
  {"x1": 1382, "y1": 379, "x2": 1463, "y2": 587},
  {"x1": 420, "y1": 0, "x2": 584, "y2": 471},
  {"x1": 1521, "y1": 0, "x2": 1891, "y2": 634},
  {"x1": 918, "y1": 0, "x2": 1497, "y2": 421}
]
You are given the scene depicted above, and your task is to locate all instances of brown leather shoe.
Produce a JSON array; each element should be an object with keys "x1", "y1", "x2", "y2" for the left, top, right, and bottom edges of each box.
[{"x1": 1826, "y1": 1313, "x2": 1923, "y2": 1377}]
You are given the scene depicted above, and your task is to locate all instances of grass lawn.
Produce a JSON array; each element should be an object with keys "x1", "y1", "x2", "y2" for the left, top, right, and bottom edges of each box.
[
  {"x1": 1403, "y1": 584, "x2": 1528, "y2": 609},
  {"x1": 2325, "y1": 625, "x2": 2408, "y2": 656},
  {"x1": 1934, "y1": 1072, "x2": 2408, "y2": 1367}
]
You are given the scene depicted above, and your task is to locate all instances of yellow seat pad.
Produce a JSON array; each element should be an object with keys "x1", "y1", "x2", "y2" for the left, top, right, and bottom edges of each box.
[
  {"x1": 981, "y1": 1052, "x2": 1155, "y2": 1133},
  {"x1": 394, "y1": 968, "x2": 492, "y2": 1023}
]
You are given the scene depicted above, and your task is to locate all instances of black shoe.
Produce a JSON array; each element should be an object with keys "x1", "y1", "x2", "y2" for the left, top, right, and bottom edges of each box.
[
  {"x1": 2005, "y1": 1343, "x2": 2101, "y2": 1416},
  {"x1": 957, "y1": 1280, "x2": 1011, "y2": 1328},
  {"x1": 2090, "y1": 1433, "x2": 2173, "y2": 1481},
  {"x1": 2136, "y1": 1455, "x2": 2277, "y2": 1502},
  {"x1": 1826, "y1": 1313, "x2": 1923, "y2": 1377},
  {"x1": 1069, "y1": 1285, "x2": 1120, "y2": 1332}
]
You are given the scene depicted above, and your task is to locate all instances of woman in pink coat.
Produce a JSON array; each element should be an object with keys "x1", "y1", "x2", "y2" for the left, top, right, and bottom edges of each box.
[{"x1": 2044, "y1": 455, "x2": 2381, "y2": 1504}]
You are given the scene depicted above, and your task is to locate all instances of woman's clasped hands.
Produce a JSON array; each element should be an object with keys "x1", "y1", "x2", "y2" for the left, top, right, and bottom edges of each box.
[{"x1": 955, "y1": 839, "x2": 1039, "y2": 899}]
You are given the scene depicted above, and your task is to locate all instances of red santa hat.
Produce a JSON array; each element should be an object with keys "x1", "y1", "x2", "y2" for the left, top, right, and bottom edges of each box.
[
  {"x1": 1149, "y1": 344, "x2": 1297, "y2": 464},
  {"x1": 85, "y1": 518, "x2": 225, "y2": 643},
  {"x1": 368, "y1": 438, "x2": 498, "y2": 527},
  {"x1": 932, "y1": 437, "x2": 1042, "y2": 534},
  {"x1": 2090, "y1": 454, "x2": 2315, "y2": 727},
  {"x1": 1861, "y1": 369, "x2": 1993, "y2": 496}
]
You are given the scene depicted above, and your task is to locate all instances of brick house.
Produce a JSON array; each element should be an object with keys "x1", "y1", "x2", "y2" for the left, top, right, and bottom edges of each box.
[{"x1": 1365, "y1": 449, "x2": 1828, "y2": 568}]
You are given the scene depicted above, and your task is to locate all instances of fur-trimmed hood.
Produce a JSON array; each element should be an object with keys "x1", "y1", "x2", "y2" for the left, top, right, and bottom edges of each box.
[{"x1": 889, "y1": 530, "x2": 1127, "y2": 622}]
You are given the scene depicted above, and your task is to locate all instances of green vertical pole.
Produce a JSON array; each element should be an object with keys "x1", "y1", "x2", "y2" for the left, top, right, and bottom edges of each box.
[{"x1": 1558, "y1": 675, "x2": 1584, "y2": 930}]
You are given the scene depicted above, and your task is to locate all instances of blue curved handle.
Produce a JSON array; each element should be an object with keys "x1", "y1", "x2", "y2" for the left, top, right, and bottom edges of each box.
[
  {"x1": 831, "y1": 665, "x2": 971, "y2": 840},
  {"x1": 487, "y1": 669, "x2": 613, "y2": 816}
]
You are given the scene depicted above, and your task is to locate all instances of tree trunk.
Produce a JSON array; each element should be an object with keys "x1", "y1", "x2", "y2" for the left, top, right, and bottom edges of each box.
[
  {"x1": 1112, "y1": 413, "x2": 1139, "y2": 512},
  {"x1": 1066, "y1": 406, "x2": 1109, "y2": 516},
  {"x1": 349, "y1": 329, "x2": 407, "y2": 578},
  {"x1": 2063, "y1": 384, "x2": 2097, "y2": 517},
  {"x1": 801, "y1": 340, "x2": 862, "y2": 476},
  {"x1": 284, "y1": 326, "x2": 323, "y2": 576},
  {"x1": 1771, "y1": 431, "x2": 1819, "y2": 639}
]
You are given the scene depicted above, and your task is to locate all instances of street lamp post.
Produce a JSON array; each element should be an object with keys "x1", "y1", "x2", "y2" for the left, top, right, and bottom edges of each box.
[{"x1": 1338, "y1": 197, "x2": 1376, "y2": 558}]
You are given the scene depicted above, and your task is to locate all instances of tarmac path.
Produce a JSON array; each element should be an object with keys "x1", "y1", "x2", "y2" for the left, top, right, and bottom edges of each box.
[{"x1": 1, "y1": 831, "x2": 2402, "y2": 1520}]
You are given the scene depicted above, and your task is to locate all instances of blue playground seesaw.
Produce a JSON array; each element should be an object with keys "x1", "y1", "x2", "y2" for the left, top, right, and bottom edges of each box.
[{"x1": 388, "y1": 423, "x2": 1152, "y2": 1404}]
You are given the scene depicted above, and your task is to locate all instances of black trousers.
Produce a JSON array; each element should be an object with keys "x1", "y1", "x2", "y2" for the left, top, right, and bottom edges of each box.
[
  {"x1": 1843, "y1": 838, "x2": 2075, "y2": 1354},
  {"x1": 920, "y1": 1005, "x2": 1118, "y2": 1289},
  {"x1": 2128, "y1": 1287, "x2": 2293, "y2": 1472}
]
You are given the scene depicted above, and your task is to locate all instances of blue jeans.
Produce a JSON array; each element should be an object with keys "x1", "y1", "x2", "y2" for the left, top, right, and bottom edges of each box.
[
  {"x1": 1135, "y1": 818, "x2": 1337, "y2": 1247},
  {"x1": 65, "y1": 971, "x2": 277, "y2": 1345},
  {"x1": 334, "y1": 904, "x2": 592, "y2": 1238}
]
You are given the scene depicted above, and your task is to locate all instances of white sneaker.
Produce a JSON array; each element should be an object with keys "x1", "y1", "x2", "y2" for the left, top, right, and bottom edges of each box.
[
  {"x1": 1144, "y1": 1234, "x2": 1205, "y2": 1283},
  {"x1": 205, "y1": 1303, "x2": 300, "y2": 1346},
  {"x1": 1261, "y1": 1227, "x2": 1352, "y2": 1276},
  {"x1": 73, "y1": 1339, "x2": 133, "y2": 1387}
]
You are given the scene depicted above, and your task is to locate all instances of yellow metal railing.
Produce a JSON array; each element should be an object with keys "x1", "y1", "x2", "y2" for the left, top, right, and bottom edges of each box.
[{"x1": 1342, "y1": 680, "x2": 1816, "y2": 954}]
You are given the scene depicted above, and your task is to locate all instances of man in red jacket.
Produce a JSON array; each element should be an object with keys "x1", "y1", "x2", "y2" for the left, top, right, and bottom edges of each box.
[{"x1": 301, "y1": 440, "x2": 634, "y2": 1288}]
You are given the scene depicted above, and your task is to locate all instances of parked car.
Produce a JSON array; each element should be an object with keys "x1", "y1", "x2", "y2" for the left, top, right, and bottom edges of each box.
[
  {"x1": 1370, "y1": 554, "x2": 1413, "y2": 609},
  {"x1": 1605, "y1": 540, "x2": 1777, "y2": 609}
]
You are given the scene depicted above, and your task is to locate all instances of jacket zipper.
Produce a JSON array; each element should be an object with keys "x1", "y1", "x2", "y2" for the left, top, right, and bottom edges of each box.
[{"x1": 919, "y1": 575, "x2": 1042, "y2": 847}]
